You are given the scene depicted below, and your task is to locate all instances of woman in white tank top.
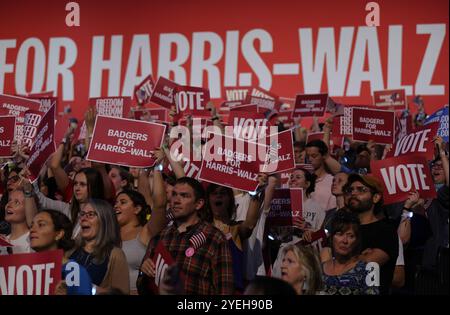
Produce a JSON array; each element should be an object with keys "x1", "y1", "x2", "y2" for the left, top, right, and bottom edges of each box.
[{"x1": 114, "y1": 189, "x2": 151, "y2": 295}]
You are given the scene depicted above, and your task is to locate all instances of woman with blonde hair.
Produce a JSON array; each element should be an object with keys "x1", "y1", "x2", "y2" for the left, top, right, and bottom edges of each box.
[{"x1": 280, "y1": 244, "x2": 324, "y2": 295}]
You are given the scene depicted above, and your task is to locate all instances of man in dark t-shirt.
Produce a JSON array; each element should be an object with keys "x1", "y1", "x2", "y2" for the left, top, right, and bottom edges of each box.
[{"x1": 343, "y1": 174, "x2": 399, "y2": 295}]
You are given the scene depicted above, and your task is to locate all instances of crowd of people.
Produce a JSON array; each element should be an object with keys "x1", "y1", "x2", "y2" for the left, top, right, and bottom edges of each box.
[{"x1": 0, "y1": 98, "x2": 448, "y2": 295}]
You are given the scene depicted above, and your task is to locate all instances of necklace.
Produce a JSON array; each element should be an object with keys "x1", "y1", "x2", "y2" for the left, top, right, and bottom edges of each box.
[{"x1": 332, "y1": 257, "x2": 357, "y2": 275}]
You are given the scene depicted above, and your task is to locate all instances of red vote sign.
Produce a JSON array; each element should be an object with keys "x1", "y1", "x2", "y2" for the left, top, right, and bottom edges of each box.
[
  {"x1": 167, "y1": 142, "x2": 203, "y2": 179},
  {"x1": 370, "y1": 155, "x2": 436, "y2": 205},
  {"x1": 228, "y1": 110, "x2": 271, "y2": 141},
  {"x1": 86, "y1": 116, "x2": 166, "y2": 168},
  {"x1": 352, "y1": 107, "x2": 395, "y2": 144},
  {"x1": 0, "y1": 250, "x2": 63, "y2": 295},
  {"x1": 26, "y1": 104, "x2": 56, "y2": 183},
  {"x1": 147, "y1": 241, "x2": 181, "y2": 295},
  {"x1": 386, "y1": 122, "x2": 439, "y2": 160},
  {"x1": 89, "y1": 97, "x2": 132, "y2": 118},
  {"x1": 175, "y1": 85, "x2": 210, "y2": 117},
  {"x1": 198, "y1": 133, "x2": 267, "y2": 192},
  {"x1": 0, "y1": 116, "x2": 15, "y2": 158},
  {"x1": 293, "y1": 93, "x2": 328, "y2": 117},
  {"x1": 134, "y1": 74, "x2": 155, "y2": 106},
  {"x1": 223, "y1": 87, "x2": 250, "y2": 101}
]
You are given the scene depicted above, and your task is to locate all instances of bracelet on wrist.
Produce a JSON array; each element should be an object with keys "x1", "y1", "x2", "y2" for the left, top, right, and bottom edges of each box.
[{"x1": 24, "y1": 190, "x2": 33, "y2": 198}]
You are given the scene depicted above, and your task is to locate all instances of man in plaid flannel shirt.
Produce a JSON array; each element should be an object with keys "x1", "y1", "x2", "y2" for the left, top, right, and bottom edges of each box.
[{"x1": 140, "y1": 177, "x2": 234, "y2": 294}]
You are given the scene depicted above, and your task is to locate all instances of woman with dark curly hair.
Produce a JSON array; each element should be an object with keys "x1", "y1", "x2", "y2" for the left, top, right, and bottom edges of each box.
[{"x1": 114, "y1": 189, "x2": 151, "y2": 294}]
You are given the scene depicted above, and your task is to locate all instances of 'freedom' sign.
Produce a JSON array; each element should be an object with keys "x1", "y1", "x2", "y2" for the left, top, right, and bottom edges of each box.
[
  {"x1": 26, "y1": 105, "x2": 56, "y2": 183},
  {"x1": 0, "y1": 116, "x2": 15, "y2": 158},
  {"x1": 293, "y1": 93, "x2": 328, "y2": 117},
  {"x1": 386, "y1": 122, "x2": 439, "y2": 160},
  {"x1": 370, "y1": 155, "x2": 436, "y2": 205},
  {"x1": 86, "y1": 116, "x2": 166, "y2": 168},
  {"x1": 0, "y1": 250, "x2": 63, "y2": 295},
  {"x1": 352, "y1": 107, "x2": 395, "y2": 144},
  {"x1": 89, "y1": 97, "x2": 132, "y2": 118},
  {"x1": 198, "y1": 133, "x2": 267, "y2": 192}
]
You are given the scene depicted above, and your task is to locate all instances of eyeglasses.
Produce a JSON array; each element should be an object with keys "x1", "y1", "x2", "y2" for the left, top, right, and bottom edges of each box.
[
  {"x1": 343, "y1": 186, "x2": 372, "y2": 195},
  {"x1": 431, "y1": 163, "x2": 443, "y2": 170},
  {"x1": 78, "y1": 211, "x2": 98, "y2": 219}
]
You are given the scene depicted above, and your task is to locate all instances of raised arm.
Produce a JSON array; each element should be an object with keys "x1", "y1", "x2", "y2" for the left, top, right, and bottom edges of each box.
[
  {"x1": 49, "y1": 126, "x2": 75, "y2": 193},
  {"x1": 144, "y1": 168, "x2": 168, "y2": 241},
  {"x1": 21, "y1": 173, "x2": 38, "y2": 228},
  {"x1": 293, "y1": 116, "x2": 307, "y2": 143},
  {"x1": 137, "y1": 168, "x2": 153, "y2": 208},
  {"x1": 91, "y1": 162, "x2": 115, "y2": 200}
]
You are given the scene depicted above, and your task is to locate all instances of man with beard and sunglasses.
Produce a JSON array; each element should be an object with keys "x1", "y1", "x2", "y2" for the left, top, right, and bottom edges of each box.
[{"x1": 342, "y1": 174, "x2": 399, "y2": 295}]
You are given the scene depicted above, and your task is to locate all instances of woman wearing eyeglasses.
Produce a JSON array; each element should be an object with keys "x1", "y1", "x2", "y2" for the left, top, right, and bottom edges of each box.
[
  {"x1": 68, "y1": 198, "x2": 130, "y2": 294},
  {"x1": 29, "y1": 168, "x2": 105, "y2": 239}
]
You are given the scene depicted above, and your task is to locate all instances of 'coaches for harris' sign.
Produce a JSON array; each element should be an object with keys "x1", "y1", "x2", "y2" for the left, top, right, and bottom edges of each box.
[{"x1": 86, "y1": 116, "x2": 166, "y2": 168}]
